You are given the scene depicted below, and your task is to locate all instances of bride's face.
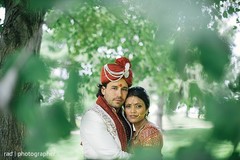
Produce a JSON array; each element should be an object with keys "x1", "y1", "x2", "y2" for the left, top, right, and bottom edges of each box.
[{"x1": 124, "y1": 96, "x2": 147, "y2": 124}]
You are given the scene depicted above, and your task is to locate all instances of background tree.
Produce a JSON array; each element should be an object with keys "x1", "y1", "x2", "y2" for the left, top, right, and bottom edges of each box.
[
  {"x1": 0, "y1": 0, "x2": 72, "y2": 159},
  {"x1": 0, "y1": 0, "x2": 47, "y2": 158}
]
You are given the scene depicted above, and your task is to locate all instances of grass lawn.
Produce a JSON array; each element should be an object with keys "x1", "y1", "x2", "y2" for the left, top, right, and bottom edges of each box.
[
  {"x1": 162, "y1": 128, "x2": 235, "y2": 160},
  {"x1": 46, "y1": 130, "x2": 83, "y2": 160},
  {"x1": 162, "y1": 128, "x2": 209, "y2": 159},
  {"x1": 45, "y1": 114, "x2": 236, "y2": 160}
]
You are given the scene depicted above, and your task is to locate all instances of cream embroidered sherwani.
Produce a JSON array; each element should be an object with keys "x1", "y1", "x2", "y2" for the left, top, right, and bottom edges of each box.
[{"x1": 80, "y1": 105, "x2": 131, "y2": 160}]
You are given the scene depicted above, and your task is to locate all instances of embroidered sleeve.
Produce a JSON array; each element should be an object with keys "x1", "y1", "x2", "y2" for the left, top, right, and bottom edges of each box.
[{"x1": 139, "y1": 126, "x2": 163, "y2": 148}]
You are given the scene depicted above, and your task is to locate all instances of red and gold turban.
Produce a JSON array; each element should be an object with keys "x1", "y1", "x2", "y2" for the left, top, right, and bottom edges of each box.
[{"x1": 100, "y1": 57, "x2": 133, "y2": 87}]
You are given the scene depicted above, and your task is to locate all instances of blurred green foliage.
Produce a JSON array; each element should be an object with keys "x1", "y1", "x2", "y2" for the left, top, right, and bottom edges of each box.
[
  {"x1": 1, "y1": 53, "x2": 72, "y2": 154},
  {"x1": 175, "y1": 141, "x2": 214, "y2": 160},
  {"x1": 1, "y1": 0, "x2": 240, "y2": 159},
  {"x1": 228, "y1": 74, "x2": 240, "y2": 95},
  {"x1": 131, "y1": 147, "x2": 163, "y2": 160},
  {"x1": 23, "y1": 100, "x2": 72, "y2": 152},
  {"x1": 205, "y1": 96, "x2": 240, "y2": 149}
]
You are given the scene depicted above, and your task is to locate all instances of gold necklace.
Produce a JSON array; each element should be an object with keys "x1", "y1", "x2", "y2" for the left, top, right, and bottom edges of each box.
[{"x1": 132, "y1": 119, "x2": 147, "y2": 141}]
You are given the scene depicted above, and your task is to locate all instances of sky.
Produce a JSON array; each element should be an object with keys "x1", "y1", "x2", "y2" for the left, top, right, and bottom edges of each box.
[
  {"x1": 0, "y1": 7, "x2": 4, "y2": 24},
  {"x1": 233, "y1": 32, "x2": 240, "y2": 57}
]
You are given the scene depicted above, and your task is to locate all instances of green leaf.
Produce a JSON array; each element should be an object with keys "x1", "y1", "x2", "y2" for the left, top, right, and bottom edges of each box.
[
  {"x1": 24, "y1": 100, "x2": 72, "y2": 152},
  {"x1": 190, "y1": 30, "x2": 231, "y2": 81},
  {"x1": 228, "y1": 6, "x2": 235, "y2": 15},
  {"x1": 223, "y1": 11, "x2": 228, "y2": 18},
  {"x1": 20, "y1": 56, "x2": 49, "y2": 82}
]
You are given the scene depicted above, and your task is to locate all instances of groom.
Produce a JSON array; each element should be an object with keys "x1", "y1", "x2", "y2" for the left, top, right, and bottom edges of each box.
[{"x1": 80, "y1": 57, "x2": 133, "y2": 159}]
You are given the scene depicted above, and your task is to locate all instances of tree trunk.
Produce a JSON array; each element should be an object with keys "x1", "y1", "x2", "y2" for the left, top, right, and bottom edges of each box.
[
  {"x1": 0, "y1": 112, "x2": 24, "y2": 159},
  {"x1": 69, "y1": 104, "x2": 77, "y2": 129},
  {"x1": 0, "y1": 0, "x2": 46, "y2": 159},
  {"x1": 157, "y1": 96, "x2": 164, "y2": 131}
]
